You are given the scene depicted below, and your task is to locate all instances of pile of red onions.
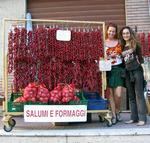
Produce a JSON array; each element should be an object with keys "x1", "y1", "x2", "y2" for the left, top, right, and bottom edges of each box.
[
  {"x1": 49, "y1": 83, "x2": 80, "y2": 104},
  {"x1": 14, "y1": 83, "x2": 49, "y2": 103}
]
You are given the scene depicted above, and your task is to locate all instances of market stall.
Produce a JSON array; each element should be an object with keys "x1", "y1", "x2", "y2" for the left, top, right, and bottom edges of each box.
[{"x1": 1, "y1": 18, "x2": 112, "y2": 132}]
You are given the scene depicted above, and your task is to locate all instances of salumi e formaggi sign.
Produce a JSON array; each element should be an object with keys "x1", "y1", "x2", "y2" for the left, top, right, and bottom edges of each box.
[{"x1": 24, "y1": 105, "x2": 87, "y2": 122}]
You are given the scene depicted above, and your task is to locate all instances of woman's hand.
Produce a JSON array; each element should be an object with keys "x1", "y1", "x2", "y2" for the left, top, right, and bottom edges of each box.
[{"x1": 141, "y1": 63, "x2": 148, "y2": 80}]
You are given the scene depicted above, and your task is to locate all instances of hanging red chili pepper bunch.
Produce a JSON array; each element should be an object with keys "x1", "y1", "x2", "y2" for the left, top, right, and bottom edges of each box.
[
  {"x1": 8, "y1": 31, "x2": 14, "y2": 73},
  {"x1": 13, "y1": 62, "x2": 36, "y2": 91},
  {"x1": 61, "y1": 61, "x2": 74, "y2": 84},
  {"x1": 27, "y1": 31, "x2": 35, "y2": 63},
  {"x1": 25, "y1": 64, "x2": 36, "y2": 87},
  {"x1": 11, "y1": 28, "x2": 27, "y2": 63},
  {"x1": 7, "y1": 28, "x2": 18, "y2": 83},
  {"x1": 55, "y1": 60, "x2": 65, "y2": 83},
  {"x1": 13, "y1": 60, "x2": 37, "y2": 91},
  {"x1": 137, "y1": 32, "x2": 147, "y2": 56},
  {"x1": 82, "y1": 60, "x2": 101, "y2": 92},
  {"x1": 90, "y1": 30, "x2": 103, "y2": 58},
  {"x1": 8, "y1": 28, "x2": 38, "y2": 91},
  {"x1": 31, "y1": 28, "x2": 39, "y2": 62},
  {"x1": 13, "y1": 27, "x2": 20, "y2": 64},
  {"x1": 47, "y1": 28, "x2": 57, "y2": 58},
  {"x1": 72, "y1": 62, "x2": 83, "y2": 89},
  {"x1": 40, "y1": 60, "x2": 52, "y2": 90},
  {"x1": 9, "y1": 28, "x2": 31, "y2": 91},
  {"x1": 19, "y1": 28, "x2": 27, "y2": 61},
  {"x1": 37, "y1": 27, "x2": 49, "y2": 61},
  {"x1": 41, "y1": 59, "x2": 57, "y2": 91}
]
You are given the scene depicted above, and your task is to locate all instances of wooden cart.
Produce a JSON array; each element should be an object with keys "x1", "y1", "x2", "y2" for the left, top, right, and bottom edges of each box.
[{"x1": 1, "y1": 18, "x2": 112, "y2": 132}]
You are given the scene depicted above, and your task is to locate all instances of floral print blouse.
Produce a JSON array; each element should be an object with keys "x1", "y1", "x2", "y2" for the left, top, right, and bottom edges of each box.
[{"x1": 105, "y1": 43, "x2": 123, "y2": 66}]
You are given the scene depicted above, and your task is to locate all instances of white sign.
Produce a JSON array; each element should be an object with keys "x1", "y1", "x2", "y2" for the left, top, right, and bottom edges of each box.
[
  {"x1": 56, "y1": 30, "x2": 71, "y2": 41},
  {"x1": 24, "y1": 105, "x2": 87, "y2": 122},
  {"x1": 99, "y1": 60, "x2": 112, "y2": 71}
]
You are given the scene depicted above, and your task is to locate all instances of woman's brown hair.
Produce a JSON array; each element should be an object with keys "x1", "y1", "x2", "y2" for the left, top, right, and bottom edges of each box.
[
  {"x1": 106, "y1": 23, "x2": 118, "y2": 39},
  {"x1": 119, "y1": 26, "x2": 138, "y2": 49}
]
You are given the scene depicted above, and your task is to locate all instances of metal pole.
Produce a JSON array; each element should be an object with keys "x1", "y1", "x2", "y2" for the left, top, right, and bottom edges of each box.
[
  {"x1": 3, "y1": 18, "x2": 105, "y2": 25},
  {"x1": 102, "y1": 22, "x2": 107, "y2": 98},
  {"x1": 2, "y1": 18, "x2": 6, "y2": 113}
]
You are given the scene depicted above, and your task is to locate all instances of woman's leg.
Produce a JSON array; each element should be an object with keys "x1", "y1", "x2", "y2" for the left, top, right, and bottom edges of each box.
[
  {"x1": 109, "y1": 88, "x2": 117, "y2": 124},
  {"x1": 126, "y1": 72, "x2": 138, "y2": 121},
  {"x1": 114, "y1": 86, "x2": 123, "y2": 113},
  {"x1": 134, "y1": 69, "x2": 147, "y2": 122},
  {"x1": 114, "y1": 86, "x2": 124, "y2": 121}
]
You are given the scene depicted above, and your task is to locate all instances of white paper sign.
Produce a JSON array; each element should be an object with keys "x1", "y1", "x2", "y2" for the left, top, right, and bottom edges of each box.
[
  {"x1": 56, "y1": 30, "x2": 71, "y2": 41},
  {"x1": 99, "y1": 60, "x2": 112, "y2": 71},
  {"x1": 24, "y1": 105, "x2": 87, "y2": 122}
]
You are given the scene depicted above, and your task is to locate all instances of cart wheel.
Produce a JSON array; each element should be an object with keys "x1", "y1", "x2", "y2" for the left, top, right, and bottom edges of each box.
[
  {"x1": 9, "y1": 119, "x2": 16, "y2": 127},
  {"x1": 106, "y1": 120, "x2": 112, "y2": 127},
  {"x1": 98, "y1": 115, "x2": 105, "y2": 122},
  {"x1": 3, "y1": 125, "x2": 13, "y2": 132}
]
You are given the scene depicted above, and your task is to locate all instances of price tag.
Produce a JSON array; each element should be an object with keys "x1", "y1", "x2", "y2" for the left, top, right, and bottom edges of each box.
[
  {"x1": 56, "y1": 30, "x2": 71, "y2": 41},
  {"x1": 99, "y1": 60, "x2": 112, "y2": 71}
]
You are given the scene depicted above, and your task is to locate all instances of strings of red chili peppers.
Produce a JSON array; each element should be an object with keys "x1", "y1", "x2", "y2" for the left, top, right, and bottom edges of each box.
[
  {"x1": 137, "y1": 32, "x2": 150, "y2": 57},
  {"x1": 8, "y1": 27, "x2": 103, "y2": 93}
]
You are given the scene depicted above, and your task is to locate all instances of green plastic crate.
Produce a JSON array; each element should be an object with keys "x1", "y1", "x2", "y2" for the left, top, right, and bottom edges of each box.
[
  {"x1": 7, "y1": 101, "x2": 49, "y2": 112},
  {"x1": 7, "y1": 92, "x2": 24, "y2": 112},
  {"x1": 25, "y1": 101, "x2": 48, "y2": 105},
  {"x1": 10, "y1": 92, "x2": 23, "y2": 101},
  {"x1": 7, "y1": 101, "x2": 24, "y2": 112},
  {"x1": 7, "y1": 92, "x2": 50, "y2": 112},
  {"x1": 69, "y1": 92, "x2": 88, "y2": 105}
]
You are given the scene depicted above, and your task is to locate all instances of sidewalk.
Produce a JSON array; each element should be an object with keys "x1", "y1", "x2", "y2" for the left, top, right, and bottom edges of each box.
[
  {"x1": 0, "y1": 112, "x2": 150, "y2": 136},
  {"x1": 0, "y1": 113, "x2": 150, "y2": 143}
]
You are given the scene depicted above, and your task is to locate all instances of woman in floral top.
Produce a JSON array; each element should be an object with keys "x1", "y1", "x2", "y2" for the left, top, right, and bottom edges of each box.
[{"x1": 105, "y1": 23, "x2": 125, "y2": 125}]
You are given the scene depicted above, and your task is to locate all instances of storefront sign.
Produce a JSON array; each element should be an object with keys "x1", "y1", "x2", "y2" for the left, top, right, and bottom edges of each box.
[{"x1": 24, "y1": 105, "x2": 87, "y2": 122}]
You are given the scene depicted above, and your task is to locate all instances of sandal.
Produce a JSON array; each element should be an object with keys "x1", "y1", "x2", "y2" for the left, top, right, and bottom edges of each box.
[
  {"x1": 116, "y1": 113, "x2": 122, "y2": 122},
  {"x1": 125, "y1": 120, "x2": 137, "y2": 124},
  {"x1": 111, "y1": 117, "x2": 117, "y2": 125},
  {"x1": 136, "y1": 121, "x2": 146, "y2": 126}
]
